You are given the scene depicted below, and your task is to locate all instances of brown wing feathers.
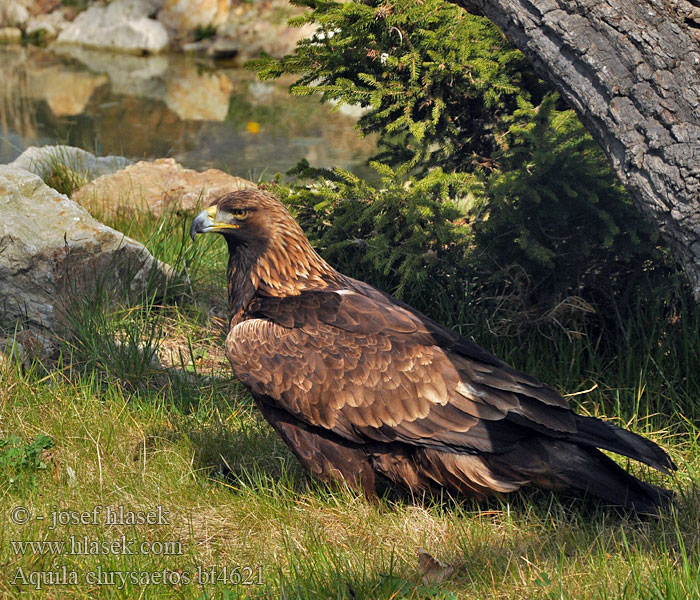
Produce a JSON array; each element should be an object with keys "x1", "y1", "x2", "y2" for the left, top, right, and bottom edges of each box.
[{"x1": 245, "y1": 289, "x2": 578, "y2": 437}]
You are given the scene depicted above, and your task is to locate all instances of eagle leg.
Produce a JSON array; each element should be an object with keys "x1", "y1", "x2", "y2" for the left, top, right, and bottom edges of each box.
[{"x1": 255, "y1": 399, "x2": 377, "y2": 496}]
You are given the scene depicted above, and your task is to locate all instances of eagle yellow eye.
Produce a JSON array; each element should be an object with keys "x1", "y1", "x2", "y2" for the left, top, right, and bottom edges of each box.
[{"x1": 231, "y1": 209, "x2": 248, "y2": 220}]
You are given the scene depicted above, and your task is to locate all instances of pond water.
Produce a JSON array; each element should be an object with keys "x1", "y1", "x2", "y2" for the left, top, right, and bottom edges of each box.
[{"x1": 0, "y1": 45, "x2": 377, "y2": 179}]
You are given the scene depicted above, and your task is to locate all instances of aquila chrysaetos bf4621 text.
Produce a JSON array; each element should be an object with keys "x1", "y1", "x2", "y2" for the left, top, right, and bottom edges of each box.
[{"x1": 190, "y1": 189, "x2": 676, "y2": 513}]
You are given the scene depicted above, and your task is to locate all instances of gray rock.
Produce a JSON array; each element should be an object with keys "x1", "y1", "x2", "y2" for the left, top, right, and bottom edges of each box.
[
  {"x1": 0, "y1": 166, "x2": 174, "y2": 336},
  {"x1": 206, "y1": 36, "x2": 239, "y2": 60},
  {"x1": 25, "y1": 10, "x2": 70, "y2": 40},
  {"x1": 182, "y1": 39, "x2": 211, "y2": 54},
  {"x1": 56, "y1": 0, "x2": 170, "y2": 54},
  {"x1": 0, "y1": 1, "x2": 28, "y2": 28},
  {"x1": 8, "y1": 145, "x2": 132, "y2": 183}
]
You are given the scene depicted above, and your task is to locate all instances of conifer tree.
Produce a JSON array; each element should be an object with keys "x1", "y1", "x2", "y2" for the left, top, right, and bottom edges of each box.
[{"x1": 252, "y1": 0, "x2": 665, "y2": 317}]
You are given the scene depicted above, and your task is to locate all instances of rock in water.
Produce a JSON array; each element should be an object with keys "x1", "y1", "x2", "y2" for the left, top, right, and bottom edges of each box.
[
  {"x1": 0, "y1": 1, "x2": 28, "y2": 28},
  {"x1": 0, "y1": 166, "x2": 174, "y2": 337},
  {"x1": 56, "y1": 0, "x2": 170, "y2": 54},
  {"x1": 158, "y1": 0, "x2": 229, "y2": 37},
  {"x1": 25, "y1": 9, "x2": 71, "y2": 42}
]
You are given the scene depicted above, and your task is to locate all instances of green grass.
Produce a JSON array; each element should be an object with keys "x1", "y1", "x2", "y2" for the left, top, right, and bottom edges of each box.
[
  {"x1": 1, "y1": 207, "x2": 699, "y2": 599},
  {"x1": 23, "y1": 146, "x2": 91, "y2": 197},
  {"x1": 194, "y1": 24, "x2": 218, "y2": 42}
]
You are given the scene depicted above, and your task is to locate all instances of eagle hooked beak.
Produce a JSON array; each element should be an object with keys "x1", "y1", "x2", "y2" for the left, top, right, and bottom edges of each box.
[{"x1": 190, "y1": 206, "x2": 239, "y2": 241}]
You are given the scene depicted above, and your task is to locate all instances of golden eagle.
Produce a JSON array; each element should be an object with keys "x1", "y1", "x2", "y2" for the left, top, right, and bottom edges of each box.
[{"x1": 190, "y1": 188, "x2": 676, "y2": 513}]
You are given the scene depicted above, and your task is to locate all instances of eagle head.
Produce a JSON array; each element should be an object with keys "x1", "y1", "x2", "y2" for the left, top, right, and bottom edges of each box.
[
  {"x1": 189, "y1": 188, "x2": 292, "y2": 245},
  {"x1": 189, "y1": 188, "x2": 341, "y2": 296}
]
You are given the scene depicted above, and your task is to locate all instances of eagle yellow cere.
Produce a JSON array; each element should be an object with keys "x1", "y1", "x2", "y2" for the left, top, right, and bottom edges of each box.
[{"x1": 190, "y1": 189, "x2": 676, "y2": 513}]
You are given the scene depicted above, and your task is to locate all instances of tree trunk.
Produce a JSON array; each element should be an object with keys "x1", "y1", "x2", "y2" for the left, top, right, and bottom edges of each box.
[{"x1": 452, "y1": 0, "x2": 700, "y2": 299}]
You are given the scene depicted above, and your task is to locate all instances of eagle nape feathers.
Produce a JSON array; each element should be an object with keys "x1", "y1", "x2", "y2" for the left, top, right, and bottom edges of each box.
[{"x1": 190, "y1": 188, "x2": 677, "y2": 515}]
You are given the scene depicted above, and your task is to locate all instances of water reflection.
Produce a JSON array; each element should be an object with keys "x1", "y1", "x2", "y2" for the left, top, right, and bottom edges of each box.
[{"x1": 0, "y1": 45, "x2": 376, "y2": 179}]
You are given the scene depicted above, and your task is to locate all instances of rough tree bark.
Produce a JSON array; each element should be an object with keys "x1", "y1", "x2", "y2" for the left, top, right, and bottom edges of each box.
[{"x1": 450, "y1": 0, "x2": 700, "y2": 299}]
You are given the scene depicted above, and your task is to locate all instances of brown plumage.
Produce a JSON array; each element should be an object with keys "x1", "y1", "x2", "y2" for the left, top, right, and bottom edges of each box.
[{"x1": 190, "y1": 188, "x2": 676, "y2": 514}]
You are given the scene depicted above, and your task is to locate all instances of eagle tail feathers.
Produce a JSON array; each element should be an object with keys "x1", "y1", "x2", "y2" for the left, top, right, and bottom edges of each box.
[
  {"x1": 572, "y1": 415, "x2": 677, "y2": 474},
  {"x1": 487, "y1": 439, "x2": 674, "y2": 515},
  {"x1": 545, "y1": 443, "x2": 674, "y2": 515}
]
